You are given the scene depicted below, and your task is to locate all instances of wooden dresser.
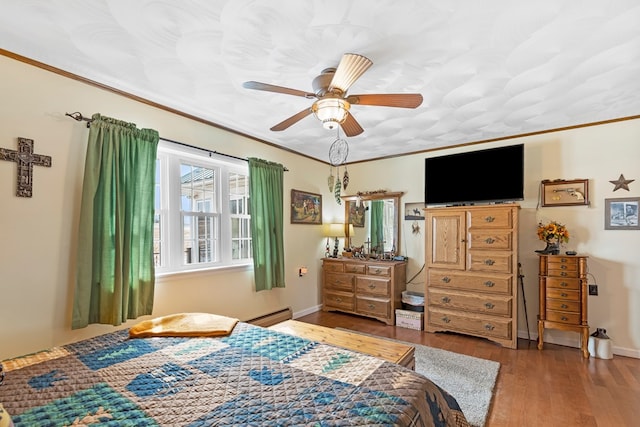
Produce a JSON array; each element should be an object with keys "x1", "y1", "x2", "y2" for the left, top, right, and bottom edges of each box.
[
  {"x1": 322, "y1": 258, "x2": 407, "y2": 325},
  {"x1": 424, "y1": 204, "x2": 519, "y2": 349},
  {"x1": 537, "y1": 254, "x2": 590, "y2": 358}
]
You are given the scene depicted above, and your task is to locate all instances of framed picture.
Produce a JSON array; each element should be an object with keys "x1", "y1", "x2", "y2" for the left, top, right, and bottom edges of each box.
[
  {"x1": 290, "y1": 189, "x2": 322, "y2": 224},
  {"x1": 404, "y1": 202, "x2": 425, "y2": 220},
  {"x1": 541, "y1": 179, "x2": 589, "y2": 207},
  {"x1": 347, "y1": 200, "x2": 366, "y2": 227},
  {"x1": 605, "y1": 197, "x2": 640, "y2": 230}
]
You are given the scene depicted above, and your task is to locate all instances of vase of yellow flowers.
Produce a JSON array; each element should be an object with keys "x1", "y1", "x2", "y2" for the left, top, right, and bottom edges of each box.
[{"x1": 535, "y1": 221, "x2": 569, "y2": 255}]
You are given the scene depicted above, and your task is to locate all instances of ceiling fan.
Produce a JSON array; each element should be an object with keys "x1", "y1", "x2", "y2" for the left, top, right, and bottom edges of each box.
[{"x1": 242, "y1": 53, "x2": 423, "y2": 137}]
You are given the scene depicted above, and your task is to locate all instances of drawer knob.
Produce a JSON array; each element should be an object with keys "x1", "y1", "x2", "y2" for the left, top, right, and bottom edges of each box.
[
  {"x1": 485, "y1": 302, "x2": 495, "y2": 309},
  {"x1": 560, "y1": 258, "x2": 568, "y2": 262},
  {"x1": 484, "y1": 259, "x2": 495, "y2": 266},
  {"x1": 561, "y1": 265, "x2": 567, "y2": 270},
  {"x1": 368, "y1": 283, "x2": 376, "y2": 289},
  {"x1": 335, "y1": 297, "x2": 342, "y2": 302},
  {"x1": 561, "y1": 304, "x2": 568, "y2": 309},
  {"x1": 484, "y1": 216, "x2": 495, "y2": 222},
  {"x1": 368, "y1": 303, "x2": 376, "y2": 309},
  {"x1": 561, "y1": 293, "x2": 568, "y2": 297},
  {"x1": 484, "y1": 324, "x2": 495, "y2": 331},
  {"x1": 560, "y1": 282, "x2": 568, "y2": 287},
  {"x1": 561, "y1": 272, "x2": 568, "y2": 277},
  {"x1": 441, "y1": 296, "x2": 451, "y2": 304},
  {"x1": 441, "y1": 276, "x2": 451, "y2": 283},
  {"x1": 374, "y1": 268, "x2": 382, "y2": 274},
  {"x1": 484, "y1": 237, "x2": 495, "y2": 244},
  {"x1": 561, "y1": 316, "x2": 569, "y2": 321},
  {"x1": 484, "y1": 281, "x2": 495, "y2": 287},
  {"x1": 442, "y1": 316, "x2": 451, "y2": 323}
]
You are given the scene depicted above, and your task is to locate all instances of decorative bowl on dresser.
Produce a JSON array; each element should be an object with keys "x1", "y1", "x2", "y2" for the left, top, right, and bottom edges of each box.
[
  {"x1": 424, "y1": 204, "x2": 519, "y2": 349},
  {"x1": 537, "y1": 254, "x2": 590, "y2": 358}
]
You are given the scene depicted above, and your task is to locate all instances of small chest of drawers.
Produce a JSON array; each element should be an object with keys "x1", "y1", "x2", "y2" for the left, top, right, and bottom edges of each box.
[
  {"x1": 322, "y1": 258, "x2": 406, "y2": 325},
  {"x1": 537, "y1": 254, "x2": 590, "y2": 358}
]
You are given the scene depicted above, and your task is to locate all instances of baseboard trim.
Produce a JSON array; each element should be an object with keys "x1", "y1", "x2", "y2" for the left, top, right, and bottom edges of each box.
[
  {"x1": 293, "y1": 305, "x2": 321, "y2": 319},
  {"x1": 518, "y1": 329, "x2": 639, "y2": 359}
]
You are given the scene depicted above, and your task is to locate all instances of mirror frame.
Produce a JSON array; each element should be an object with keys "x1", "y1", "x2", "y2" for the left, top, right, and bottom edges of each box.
[{"x1": 341, "y1": 191, "x2": 404, "y2": 256}]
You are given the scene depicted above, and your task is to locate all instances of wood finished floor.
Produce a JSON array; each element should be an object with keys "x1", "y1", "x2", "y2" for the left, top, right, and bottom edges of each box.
[{"x1": 297, "y1": 311, "x2": 639, "y2": 427}]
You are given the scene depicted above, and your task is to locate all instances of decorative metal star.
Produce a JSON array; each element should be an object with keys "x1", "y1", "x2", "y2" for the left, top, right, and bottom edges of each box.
[{"x1": 609, "y1": 174, "x2": 634, "y2": 191}]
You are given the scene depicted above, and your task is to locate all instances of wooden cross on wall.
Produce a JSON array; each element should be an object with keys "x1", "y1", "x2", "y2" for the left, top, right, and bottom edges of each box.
[{"x1": 0, "y1": 137, "x2": 52, "y2": 197}]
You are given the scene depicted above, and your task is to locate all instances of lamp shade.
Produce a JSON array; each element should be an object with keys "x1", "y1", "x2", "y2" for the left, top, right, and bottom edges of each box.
[
  {"x1": 323, "y1": 223, "x2": 346, "y2": 237},
  {"x1": 345, "y1": 223, "x2": 355, "y2": 237}
]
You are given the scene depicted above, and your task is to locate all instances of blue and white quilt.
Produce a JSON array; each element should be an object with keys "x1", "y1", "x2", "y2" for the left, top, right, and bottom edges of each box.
[{"x1": 0, "y1": 322, "x2": 469, "y2": 426}]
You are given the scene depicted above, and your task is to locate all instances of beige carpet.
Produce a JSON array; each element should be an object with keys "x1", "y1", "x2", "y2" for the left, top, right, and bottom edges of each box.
[{"x1": 337, "y1": 328, "x2": 499, "y2": 427}]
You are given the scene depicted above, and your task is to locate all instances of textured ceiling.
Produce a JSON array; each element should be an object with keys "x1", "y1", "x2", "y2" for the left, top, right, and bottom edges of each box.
[{"x1": 1, "y1": 0, "x2": 639, "y2": 163}]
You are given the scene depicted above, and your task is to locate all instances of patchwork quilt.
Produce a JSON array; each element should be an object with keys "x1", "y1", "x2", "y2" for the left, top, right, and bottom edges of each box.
[{"x1": 0, "y1": 322, "x2": 469, "y2": 426}]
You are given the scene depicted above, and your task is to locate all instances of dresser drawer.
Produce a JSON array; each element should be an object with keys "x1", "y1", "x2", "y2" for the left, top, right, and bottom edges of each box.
[
  {"x1": 546, "y1": 310, "x2": 581, "y2": 325},
  {"x1": 324, "y1": 291, "x2": 354, "y2": 311},
  {"x1": 546, "y1": 299, "x2": 580, "y2": 312},
  {"x1": 429, "y1": 288, "x2": 512, "y2": 316},
  {"x1": 345, "y1": 263, "x2": 366, "y2": 274},
  {"x1": 356, "y1": 296, "x2": 390, "y2": 318},
  {"x1": 547, "y1": 268, "x2": 580, "y2": 278},
  {"x1": 428, "y1": 270, "x2": 512, "y2": 294},
  {"x1": 547, "y1": 288, "x2": 580, "y2": 301},
  {"x1": 468, "y1": 252, "x2": 512, "y2": 273},
  {"x1": 366, "y1": 264, "x2": 392, "y2": 277},
  {"x1": 546, "y1": 277, "x2": 580, "y2": 290},
  {"x1": 356, "y1": 276, "x2": 391, "y2": 297},
  {"x1": 468, "y1": 231, "x2": 513, "y2": 251},
  {"x1": 428, "y1": 307, "x2": 512, "y2": 340},
  {"x1": 468, "y1": 209, "x2": 513, "y2": 229},
  {"x1": 324, "y1": 273, "x2": 354, "y2": 292},
  {"x1": 323, "y1": 262, "x2": 344, "y2": 273}
]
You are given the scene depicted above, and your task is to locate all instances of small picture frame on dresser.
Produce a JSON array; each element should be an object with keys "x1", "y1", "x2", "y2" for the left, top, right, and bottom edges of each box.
[
  {"x1": 605, "y1": 197, "x2": 640, "y2": 230},
  {"x1": 541, "y1": 179, "x2": 589, "y2": 207}
]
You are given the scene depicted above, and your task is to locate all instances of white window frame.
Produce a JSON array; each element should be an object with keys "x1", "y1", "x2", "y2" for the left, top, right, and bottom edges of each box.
[{"x1": 155, "y1": 140, "x2": 252, "y2": 276}]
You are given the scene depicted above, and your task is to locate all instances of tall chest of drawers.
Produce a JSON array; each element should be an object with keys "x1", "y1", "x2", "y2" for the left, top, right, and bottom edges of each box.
[
  {"x1": 322, "y1": 258, "x2": 407, "y2": 325},
  {"x1": 537, "y1": 254, "x2": 590, "y2": 358},
  {"x1": 424, "y1": 204, "x2": 519, "y2": 349}
]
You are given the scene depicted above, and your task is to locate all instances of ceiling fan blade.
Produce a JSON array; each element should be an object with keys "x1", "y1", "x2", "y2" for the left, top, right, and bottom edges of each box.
[
  {"x1": 340, "y1": 112, "x2": 364, "y2": 137},
  {"x1": 346, "y1": 93, "x2": 424, "y2": 108},
  {"x1": 329, "y1": 53, "x2": 373, "y2": 94},
  {"x1": 243, "y1": 81, "x2": 316, "y2": 98},
  {"x1": 270, "y1": 108, "x2": 313, "y2": 132}
]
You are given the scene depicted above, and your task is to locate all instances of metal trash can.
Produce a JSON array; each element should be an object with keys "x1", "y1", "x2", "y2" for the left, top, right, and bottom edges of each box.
[{"x1": 588, "y1": 328, "x2": 613, "y2": 359}]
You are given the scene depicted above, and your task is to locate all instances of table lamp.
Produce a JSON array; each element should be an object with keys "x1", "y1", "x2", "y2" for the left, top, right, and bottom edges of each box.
[{"x1": 323, "y1": 223, "x2": 346, "y2": 258}]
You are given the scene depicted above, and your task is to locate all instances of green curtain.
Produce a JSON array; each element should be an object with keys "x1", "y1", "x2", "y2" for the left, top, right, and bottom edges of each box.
[
  {"x1": 370, "y1": 200, "x2": 384, "y2": 253},
  {"x1": 248, "y1": 157, "x2": 285, "y2": 291},
  {"x1": 72, "y1": 114, "x2": 159, "y2": 329}
]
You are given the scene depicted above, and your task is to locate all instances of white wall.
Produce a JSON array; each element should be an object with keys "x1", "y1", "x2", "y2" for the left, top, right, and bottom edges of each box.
[
  {"x1": 0, "y1": 55, "x2": 342, "y2": 360},
  {"x1": 1, "y1": 54, "x2": 638, "y2": 360},
  {"x1": 346, "y1": 121, "x2": 640, "y2": 357}
]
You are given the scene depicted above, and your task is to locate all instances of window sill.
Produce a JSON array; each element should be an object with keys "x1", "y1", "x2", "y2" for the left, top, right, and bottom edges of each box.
[{"x1": 156, "y1": 262, "x2": 253, "y2": 280}]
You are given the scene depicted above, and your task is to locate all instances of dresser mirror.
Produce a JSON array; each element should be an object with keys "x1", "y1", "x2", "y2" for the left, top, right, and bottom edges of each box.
[{"x1": 341, "y1": 191, "x2": 403, "y2": 257}]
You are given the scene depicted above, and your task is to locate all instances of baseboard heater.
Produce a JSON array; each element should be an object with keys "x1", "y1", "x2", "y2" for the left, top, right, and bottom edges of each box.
[{"x1": 246, "y1": 307, "x2": 292, "y2": 327}]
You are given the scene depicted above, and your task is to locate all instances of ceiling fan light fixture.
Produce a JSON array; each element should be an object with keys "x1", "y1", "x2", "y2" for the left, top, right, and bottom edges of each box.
[
  {"x1": 312, "y1": 98, "x2": 350, "y2": 130},
  {"x1": 329, "y1": 53, "x2": 373, "y2": 94}
]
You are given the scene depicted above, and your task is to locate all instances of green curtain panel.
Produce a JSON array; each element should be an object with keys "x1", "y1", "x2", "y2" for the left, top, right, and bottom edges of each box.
[
  {"x1": 248, "y1": 158, "x2": 285, "y2": 291},
  {"x1": 72, "y1": 114, "x2": 159, "y2": 329},
  {"x1": 370, "y1": 200, "x2": 384, "y2": 253}
]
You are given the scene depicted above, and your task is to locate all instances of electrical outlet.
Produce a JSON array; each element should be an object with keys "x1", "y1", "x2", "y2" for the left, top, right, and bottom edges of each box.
[{"x1": 588, "y1": 284, "x2": 598, "y2": 296}]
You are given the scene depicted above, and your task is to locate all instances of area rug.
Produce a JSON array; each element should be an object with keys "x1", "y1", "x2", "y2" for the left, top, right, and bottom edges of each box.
[{"x1": 336, "y1": 328, "x2": 500, "y2": 427}]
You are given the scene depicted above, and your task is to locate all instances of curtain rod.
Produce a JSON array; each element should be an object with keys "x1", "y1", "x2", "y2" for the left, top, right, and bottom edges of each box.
[{"x1": 65, "y1": 112, "x2": 288, "y2": 171}]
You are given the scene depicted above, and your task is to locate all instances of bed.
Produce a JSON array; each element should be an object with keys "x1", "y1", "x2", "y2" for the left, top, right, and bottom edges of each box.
[{"x1": 0, "y1": 319, "x2": 470, "y2": 426}]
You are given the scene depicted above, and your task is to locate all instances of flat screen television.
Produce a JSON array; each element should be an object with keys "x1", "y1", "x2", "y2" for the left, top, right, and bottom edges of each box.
[{"x1": 425, "y1": 144, "x2": 524, "y2": 206}]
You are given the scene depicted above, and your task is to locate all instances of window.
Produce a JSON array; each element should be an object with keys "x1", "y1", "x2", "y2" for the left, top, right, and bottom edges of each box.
[{"x1": 154, "y1": 141, "x2": 251, "y2": 274}]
